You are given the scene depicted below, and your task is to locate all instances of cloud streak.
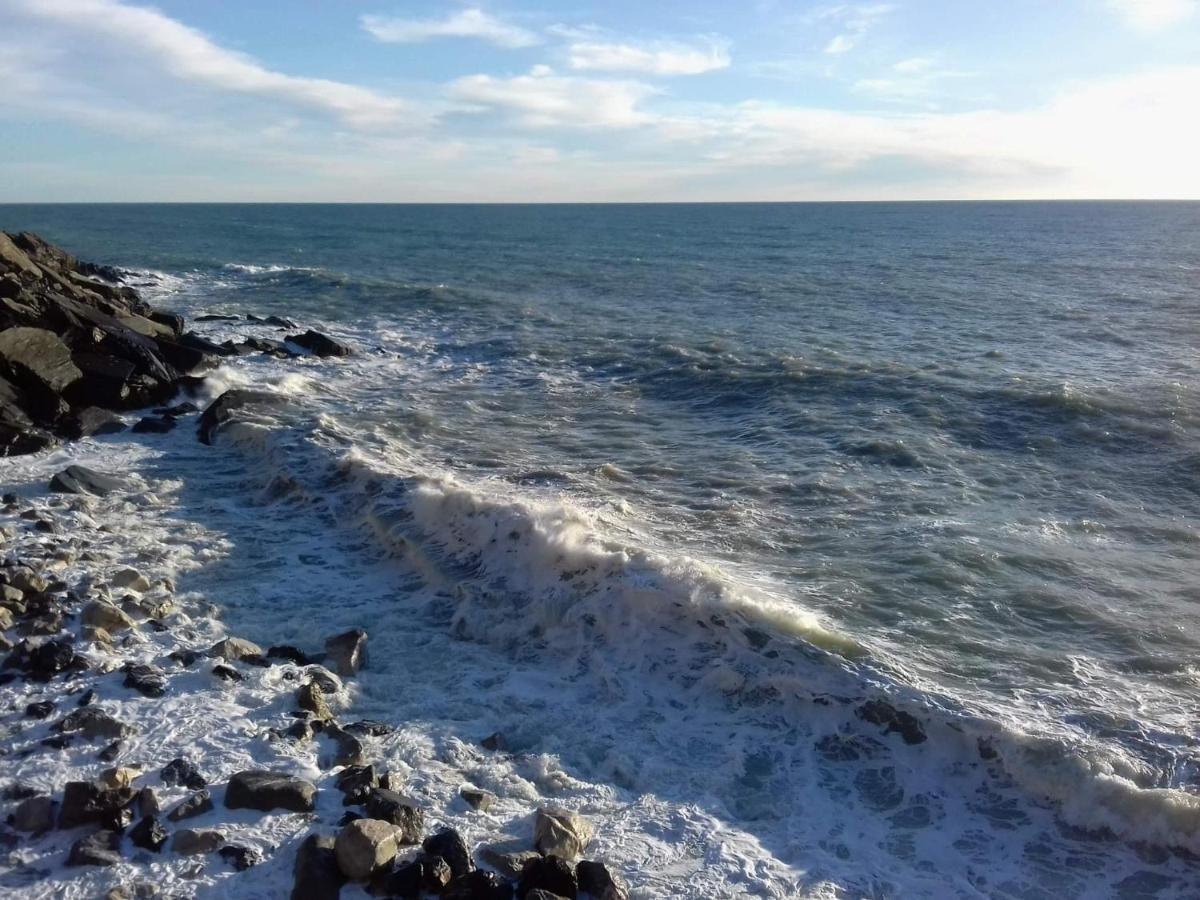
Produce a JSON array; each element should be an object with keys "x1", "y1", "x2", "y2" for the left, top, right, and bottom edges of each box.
[
  {"x1": 449, "y1": 66, "x2": 656, "y2": 129},
  {"x1": 1107, "y1": 0, "x2": 1197, "y2": 30},
  {"x1": 567, "y1": 38, "x2": 731, "y2": 76},
  {"x1": 361, "y1": 7, "x2": 540, "y2": 49}
]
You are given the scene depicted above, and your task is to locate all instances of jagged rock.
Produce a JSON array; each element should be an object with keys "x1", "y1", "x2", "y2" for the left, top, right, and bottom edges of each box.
[
  {"x1": 461, "y1": 787, "x2": 496, "y2": 812},
  {"x1": 66, "y1": 829, "x2": 122, "y2": 866},
  {"x1": 268, "y1": 644, "x2": 310, "y2": 664},
  {"x1": 335, "y1": 764, "x2": 378, "y2": 805},
  {"x1": 7, "y1": 569, "x2": 47, "y2": 594},
  {"x1": 137, "y1": 787, "x2": 160, "y2": 816},
  {"x1": 293, "y1": 833, "x2": 345, "y2": 900},
  {"x1": 13, "y1": 795, "x2": 55, "y2": 833},
  {"x1": 421, "y1": 856, "x2": 454, "y2": 893},
  {"x1": 58, "y1": 780, "x2": 136, "y2": 829},
  {"x1": 297, "y1": 680, "x2": 333, "y2": 719},
  {"x1": 55, "y1": 707, "x2": 133, "y2": 740},
  {"x1": 325, "y1": 628, "x2": 367, "y2": 676},
  {"x1": 24, "y1": 699, "x2": 54, "y2": 719},
  {"x1": 172, "y1": 828, "x2": 225, "y2": 855},
  {"x1": 326, "y1": 724, "x2": 366, "y2": 768},
  {"x1": 98, "y1": 767, "x2": 140, "y2": 790},
  {"x1": 49, "y1": 465, "x2": 128, "y2": 496},
  {"x1": 345, "y1": 719, "x2": 393, "y2": 737},
  {"x1": 856, "y1": 699, "x2": 927, "y2": 744},
  {"x1": 520, "y1": 855, "x2": 578, "y2": 899},
  {"x1": 60, "y1": 407, "x2": 126, "y2": 438},
  {"x1": 335, "y1": 818, "x2": 403, "y2": 880},
  {"x1": 66, "y1": 353, "x2": 136, "y2": 409},
  {"x1": 371, "y1": 857, "x2": 425, "y2": 897},
  {"x1": 169, "y1": 649, "x2": 200, "y2": 667},
  {"x1": 82, "y1": 601, "x2": 136, "y2": 632},
  {"x1": 209, "y1": 636, "x2": 264, "y2": 661},
  {"x1": 478, "y1": 843, "x2": 541, "y2": 879},
  {"x1": 225, "y1": 770, "x2": 317, "y2": 813},
  {"x1": 123, "y1": 662, "x2": 168, "y2": 697},
  {"x1": 482, "y1": 732, "x2": 508, "y2": 752},
  {"x1": 0, "y1": 327, "x2": 81, "y2": 420},
  {"x1": 306, "y1": 665, "x2": 343, "y2": 694},
  {"x1": 364, "y1": 789, "x2": 424, "y2": 842},
  {"x1": 160, "y1": 758, "x2": 207, "y2": 790},
  {"x1": 110, "y1": 568, "x2": 151, "y2": 592},
  {"x1": 167, "y1": 789, "x2": 213, "y2": 822},
  {"x1": 443, "y1": 870, "x2": 513, "y2": 900},
  {"x1": 220, "y1": 844, "x2": 262, "y2": 870},
  {"x1": 534, "y1": 808, "x2": 593, "y2": 860},
  {"x1": 132, "y1": 415, "x2": 175, "y2": 434},
  {"x1": 212, "y1": 663, "x2": 243, "y2": 682},
  {"x1": 197, "y1": 389, "x2": 287, "y2": 445},
  {"x1": 418, "y1": 831, "x2": 470, "y2": 882},
  {"x1": 129, "y1": 814, "x2": 168, "y2": 852},
  {"x1": 576, "y1": 861, "x2": 626, "y2": 900},
  {"x1": 286, "y1": 330, "x2": 353, "y2": 357}
]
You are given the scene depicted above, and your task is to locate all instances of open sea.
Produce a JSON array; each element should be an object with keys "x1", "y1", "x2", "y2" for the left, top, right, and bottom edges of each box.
[{"x1": 2, "y1": 201, "x2": 1199, "y2": 898}]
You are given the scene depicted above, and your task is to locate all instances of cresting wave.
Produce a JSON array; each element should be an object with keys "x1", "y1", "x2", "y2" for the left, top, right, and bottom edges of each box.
[{"x1": 201, "y1": 387, "x2": 1200, "y2": 858}]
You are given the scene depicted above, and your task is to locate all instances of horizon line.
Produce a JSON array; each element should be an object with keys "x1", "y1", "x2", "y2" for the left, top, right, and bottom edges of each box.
[{"x1": 2, "y1": 198, "x2": 1200, "y2": 206}]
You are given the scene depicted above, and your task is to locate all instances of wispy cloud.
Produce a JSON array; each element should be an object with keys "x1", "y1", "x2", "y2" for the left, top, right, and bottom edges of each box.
[
  {"x1": 7, "y1": 0, "x2": 408, "y2": 128},
  {"x1": 811, "y1": 3, "x2": 895, "y2": 55},
  {"x1": 853, "y1": 56, "x2": 976, "y2": 104},
  {"x1": 449, "y1": 65, "x2": 656, "y2": 129},
  {"x1": 1106, "y1": 0, "x2": 1197, "y2": 30},
  {"x1": 567, "y1": 38, "x2": 731, "y2": 76},
  {"x1": 361, "y1": 7, "x2": 540, "y2": 49}
]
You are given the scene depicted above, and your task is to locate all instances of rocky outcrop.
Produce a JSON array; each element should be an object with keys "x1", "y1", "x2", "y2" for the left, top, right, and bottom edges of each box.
[{"x1": 225, "y1": 770, "x2": 317, "y2": 812}]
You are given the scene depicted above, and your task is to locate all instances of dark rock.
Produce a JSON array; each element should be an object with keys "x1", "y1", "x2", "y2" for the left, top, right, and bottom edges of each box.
[
  {"x1": 65, "y1": 353, "x2": 136, "y2": 409},
  {"x1": 268, "y1": 644, "x2": 310, "y2": 664},
  {"x1": 324, "y1": 628, "x2": 367, "y2": 676},
  {"x1": 147, "y1": 309, "x2": 185, "y2": 335},
  {"x1": 129, "y1": 814, "x2": 168, "y2": 852},
  {"x1": 364, "y1": 789, "x2": 424, "y2": 842},
  {"x1": 220, "y1": 844, "x2": 262, "y2": 870},
  {"x1": 856, "y1": 700, "x2": 927, "y2": 745},
  {"x1": 54, "y1": 707, "x2": 132, "y2": 740},
  {"x1": 77, "y1": 688, "x2": 97, "y2": 706},
  {"x1": 481, "y1": 732, "x2": 508, "y2": 752},
  {"x1": 161, "y1": 757, "x2": 207, "y2": 790},
  {"x1": 335, "y1": 765, "x2": 378, "y2": 805},
  {"x1": 196, "y1": 314, "x2": 241, "y2": 322},
  {"x1": 345, "y1": 720, "x2": 393, "y2": 737},
  {"x1": 59, "y1": 408, "x2": 125, "y2": 439},
  {"x1": 66, "y1": 829, "x2": 122, "y2": 866},
  {"x1": 424, "y1": 828, "x2": 474, "y2": 878},
  {"x1": 443, "y1": 870, "x2": 514, "y2": 900},
  {"x1": 131, "y1": 415, "x2": 175, "y2": 434},
  {"x1": 172, "y1": 828, "x2": 225, "y2": 855},
  {"x1": 49, "y1": 465, "x2": 129, "y2": 497},
  {"x1": 298, "y1": 680, "x2": 332, "y2": 720},
  {"x1": 168, "y1": 648, "x2": 200, "y2": 667},
  {"x1": 123, "y1": 662, "x2": 168, "y2": 697},
  {"x1": 422, "y1": 855, "x2": 454, "y2": 893},
  {"x1": 153, "y1": 401, "x2": 198, "y2": 416},
  {"x1": 212, "y1": 663, "x2": 243, "y2": 682},
  {"x1": 153, "y1": 336, "x2": 215, "y2": 374},
  {"x1": 225, "y1": 770, "x2": 317, "y2": 813},
  {"x1": 519, "y1": 856, "x2": 577, "y2": 899},
  {"x1": 98, "y1": 741, "x2": 122, "y2": 762},
  {"x1": 0, "y1": 327, "x2": 80, "y2": 420},
  {"x1": 5, "y1": 636, "x2": 76, "y2": 681},
  {"x1": 292, "y1": 833, "x2": 345, "y2": 900},
  {"x1": 24, "y1": 699, "x2": 55, "y2": 719},
  {"x1": 575, "y1": 861, "x2": 626, "y2": 900},
  {"x1": 58, "y1": 780, "x2": 136, "y2": 829},
  {"x1": 327, "y1": 725, "x2": 366, "y2": 768},
  {"x1": 42, "y1": 735, "x2": 72, "y2": 750},
  {"x1": 241, "y1": 336, "x2": 294, "y2": 355},
  {"x1": 286, "y1": 330, "x2": 353, "y2": 357},
  {"x1": 373, "y1": 858, "x2": 424, "y2": 897},
  {"x1": 167, "y1": 789, "x2": 213, "y2": 822},
  {"x1": 460, "y1": 787, "x2": 496, "y2": 812},
  {"x1": 178, "y1": 331, "x2": 235, "y2": 357},
  {"x1": 337, "y1": 810, "x2": 363, "y2": 827},
  {"x1": 525, "y1": 892, "x2": 569, "y2": 900},
  {"x1": 197, "y1": 389, "x2": 286, "y2": 445},
  {"x1": 13, "y1": 795, "x2": 56, "y2": 833}
]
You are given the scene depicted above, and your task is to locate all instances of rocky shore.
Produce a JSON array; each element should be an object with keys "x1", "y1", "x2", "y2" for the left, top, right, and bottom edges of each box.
[{"x1": 0, "y1": 236, "x2": 628, "y2": 899}]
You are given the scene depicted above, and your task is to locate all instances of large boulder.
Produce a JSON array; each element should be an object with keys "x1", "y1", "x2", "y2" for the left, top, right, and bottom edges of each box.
[
  {"x1": 49, "y1": 465, "x2": 128, "y2": 497},
  {"x1": 197, "y1": 389, "x2": 287, "y2": 445},
  {"x1": 576, "y1": 861, "x2": 627, "y2": 900},
  {"x1": 423, "y1": 828, "x2": 473, "y2": 878},
  {"x1": 172, "y1": 828, "x2": 225, "y2": 855},
  {"x1": 0, "y1": 327, "x2": 79, "y2": 423},
  {"x1": 363, "y1": 789, "x2": 424, "y2": 843},
  {"x1": 533, "y1": 808, "x2": 594, "y2": 860},
  {"x1": 293, "y1": 833, "x2": 345, "y2": 900},
  {"x1": 66, "y1": 829, "x2": 123, "y2": 867},
  {"x1": 0, "y1": 232, "x2": 42, "y2": 277},
  {"x1": 325, "y1": 629, "x2": 367, "y2": 676},
  {"x1": 286, "y1": 330, "x2": 353, "y2": 357},
  {"x1": 58, "y1": 780, "x2": 136, "y2": 829},
  {"x1": 335, "y1": 818, "x2": 403, "y2": 880},
  {"x1": 225, "y1": 770, "x2": 317, "y2": 813},
  {"x1": 519, "y1": 855, "x2": 578, "y2": 899}
]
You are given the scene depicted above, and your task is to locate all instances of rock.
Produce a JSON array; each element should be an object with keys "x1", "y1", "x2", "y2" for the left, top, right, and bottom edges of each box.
[
  {"x1": 856, "y1": 699, "x2": 927, "y2": 744},
  {"x1": 55, "y1": 707, "x2": 133, "y2": 740},
  {"x1": 60, "y1": 406, "x2": 126, "y2": 439},
  {"x1": 225, "y1": 770, "x2": 317, "y2": 813},
  {"x1": 8, "y1": 569, "x2": 48, "y2": 594},
  {"x1": 137, "y1": 787, "x2": 161, "y2": 816},
  {"x1": 24, "y1": 699, "x2": 54, "y2": 719},
  {"x1": 98, "y1": 740, "x2": 122, "y2": 762},
  {"x1": 482, "y1": 732, "x2": 508, "y2": 752},
  {"x1": 13, "y1": 795, "x2": 56, "y2": 833},
  {"x1": 575, "y1": 861, "x2": 625, "y2": 900},
  {"x1": 197, "y1": 389, "x2": 287, "y2": 445},
  {"x1": 526, "y1": 892, "x2": 569, "y2": 900},
  {"x1": 82, "y1": 626, "x2": 113, "y2": 646},
  {"x1": 58, "y1": 780, "x2": 136, "y2": 829},
  {"x1": 306, "y1": 665, "x2": 343, "y2": 693},
  {"x1": 129, "y1": 814, "x2": 168, "y2": 852},
  {"x1": 123, "y1": 662, "x2": 168, "y2": 697},
  {"x1": 363, "y1": 788, "x2": 424, "y2": 842},
  {"x1": 110, "y1": 568, "x2": 151, "y2": 592},
  {"x1": 286, "y1": 330, "x2": 353, "y2": 357},
  {"x1": 169, "y1": 648, "x2": 200, "y2": 667},
  {"x1": 520, "y1": 855, "x2": 578, "y2": 899},
  {"x1": 345, "y1": 719, "x2": 393, "y2": 737},
  {"x1": 132, "y1": 415, "x2": 175, "y2": 434},
  {"x1": 66, "y1": 829, "x2": 122, "y2": 866},
  {"x1": 372, "y1": 857, "x2": 425, "y2": 897},
  {"x1": 3, "y1": 636, "x2": 77, "y2": 682},
  {"x1": 0, "y1": 327, "x2": 81, "y2": 419},
  {"x1": 49, "y1": 465, "x2": 128, "y2": 496},
  {"x1": 209, "y1": 636, "x2": 265, "y2": 661},
  {"x1": 161, "y1": 758, "x2": 207, "y2": 790},
  {"x1": 298, "y1": 680, "x2": 333, "y2": 720},
  {"x1": 424, "y1": 828, "x2": 474, "y2": 878},
  {"x1": 172, "y1": 828, "x2": 225, "y2": 855},
  {"x1": 0, "y1": 232, "x2": 42, "y2": 276},
  {"x1": 421, "y1": 856, "x2": 454, "y2": 893},
  {"x1": 335, "y1": 764, "x2": 378, "y2": 805},
  {"x1": 268, "y1": 644, "x2": 310, "y2": 664},
  {"x1": 293, "y1": 833, "x2": 345, "y2": 900},
  {"x1": 534, "y1": 808, "x2": 593, "y2": 860},
  {"x1": 98, "y1": 767, "x2": 140, "y2": 790},
  {"x1": 212, "y1": 663, "x2": 243, "y2": 682},
  {"x1": 443, "y1": 870, "x2": 514, "y2": 900},
  {"x1": 82, "y1": 601, "x2": 136, "y2": 632},
  {"x1": 326, "y1": 724, "x2": 366, "y2": 768},
  {"x1": 461, "y1": 786, "x2": 497, "y2": 812},
  {"x1": 335, "y1": 818, "x2": 403, "y2": 880},
  {"x1": 324, "y1": 628, "x2": 367, "y2": 676},
  {"x1": 220, "y1": 844, "x2": 263, "y2": 870},
  {"x1": 167, "y1": 789, "x2": 213, "y2": 822},
  {"x1": 478, "y1": 844, "x2": 541, "y2": 880},
  {"x1": 195, "y1": 313, "x2": 241, "y2": 322}
]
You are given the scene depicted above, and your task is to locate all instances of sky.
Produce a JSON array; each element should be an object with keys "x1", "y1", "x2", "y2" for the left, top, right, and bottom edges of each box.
[{"x1": 1, "y1": 0, "x2": 1199, "y2": 201}]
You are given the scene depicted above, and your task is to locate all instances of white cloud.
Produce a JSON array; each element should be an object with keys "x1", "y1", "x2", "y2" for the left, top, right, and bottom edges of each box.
[
  {"x1": 1107, "y1": 0, "x2": 1197, "y2": 30},
  {"x1": 6, "y1": 0, "x2": 408, "y2": 128},
  {"x1": 853, "y1": 56, "x2": 976, "y2": 103},
  {"x1": 449, "y1": 66, "x2": 657, "y2": 129},
  {"x1": 813, "y1": 3, "x2": 895, "y2": 55},
  {"x1": 567, "y1": 39, "x2": 731, "y2": 76},
  {"x1": 361, "y1": 8, "x2": 540, "y2": 49}
]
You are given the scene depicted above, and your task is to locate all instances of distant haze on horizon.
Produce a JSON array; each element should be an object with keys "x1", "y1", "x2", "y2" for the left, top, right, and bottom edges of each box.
[{"x1": 2, "y1": 0, "x2": 1199, "y2": 203}]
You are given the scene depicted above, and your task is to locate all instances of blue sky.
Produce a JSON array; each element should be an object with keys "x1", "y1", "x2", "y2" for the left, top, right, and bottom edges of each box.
[{"x1": 1, "y1": 0, "x2": 1198, "y2": 201}]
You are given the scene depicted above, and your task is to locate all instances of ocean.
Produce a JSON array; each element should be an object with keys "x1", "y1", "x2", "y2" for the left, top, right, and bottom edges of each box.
[{"x1": 2, "y1": 201, "x2": 1199, "y2": 898}]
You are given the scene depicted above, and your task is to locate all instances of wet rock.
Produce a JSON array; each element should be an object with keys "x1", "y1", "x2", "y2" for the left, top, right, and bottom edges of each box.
[
  {"x1": 81, "y1": 626, "x2": 113, "y2": 647},
  {"x1": 335, "y1": 817, "x2": 403, "y2": 880},
  {"x1": 197, "y1": 389, "x2": 287, "y2": 445},
  {"x1": 110, "y1": 568, "x2": 151, "y2": 592},
  {"x1": 307, "y1": 665, "x2": 343, "y2": 693},
  {"x1": 60, "y1": 407, "x2": 126, "y2": 439},
  {"x1": 212, "y1": 662, "x2": 243, "y2": 682},
  {"x1": 48, "y1": 465, "x2": 127, "y2": 497},
  {"x1": 478, "y1": 844, "x2": 541, "y2": 880},
  {"x1": 82, "y1": 600, "x2": 136, "y2": 632},
  {"x1": 225, "y1": 770, "x2": 317, "y2": 813},
  {"x1": 345, "y1": 719, "x2": 393, "y2": 737},
  {"x1": 293, "y1": 833, "x2": 345, "y2": 900},
  {"x1": 98, "y1": 740, "x2": 122, "y2": 762},
  {"x1": 8, "y1": 636, "x2": 78, "y2": 681},
  {"x1": 209, "y1": 636, "x2": 265, "y2": 661},
  {"x1": 66, "y1": 829, "x2": 122, "y2": 866},
  {"x1": 335, "y1": 765, "x2": 378, "y2": 805},
  {"x1": 167, "y1": 789, "x2": 213, "y2": 822},
  {"x1": 421, "y1": 856, "x2": 454, "y2": 893},
  {"x1": 372, "y1": 857, "x2": 425, "y2": 897},
  {"x1": 482, "y1": 732, "x2": 508, "y2": 752},
  {"x1": 286, "y1": 330, "x2": 353, "y2": 357},
  {"x1": 220, "y1": 844, "x2": 262, "y2": 870},
  {"x1": 55, "y1": 707, "x2": 133, "y2": 741},
  {"x1": 364, "y1": 788, "x2": 424, "y2": 842},
  {"x1": 298, "y1": 680, "x2": 332, "y2": 720},
  {"x1": 98, "y1": 767, "x2": 140, "y2": 790},
  {"x1": 123, "y1": 662, "x2": 168, "y2": 697},
  {"x1": 268, "y1": 644, "x2": 310, "y2": 664},
  {"x1": 195, "y1": 313, "x2": 240, "y2": 322},
  {"x1": 443, "y1": 870, "x2": 514, "y2": 900},
  {"x1": 324, "y1": 628, "x2": 367, "y2": 677},
  {"x1": 534, "y1": 808, "x2": 593, "y2": 860},
  {"x1": 24, "y1": 699, "x2": 54, "y2": 719},
  {"x1": 58, "y1": 780, "x2": 136, "y2": 829},
  {"x1": 519, "y1": 855, "x2": 577, "y2": 899},
  {"x1": 168, "y1": 648, "x2": 199, "y2": 667},
  {"x1": 326, "y1": 724, "x2": 366, "y2": 768},
  {"x1": 172, "y1": 828, "x2": 225, "y2": 855},
  {"x1": 7, "y1": 569, "x2": 47, "y2": 594},
  {"x1": 13, "y1": 795, "x2": 56, "y2": 833},
  {"x1": 576, "y1": 861, "x2": 626, "y2": 900},
  {"x1": 132, "y1": 415, "x2": 175, "y2": 434},
  {"x1": 460, "y1": 786, "x2": 497, "y2": 812},
  {"x1": 424, "y1": 828, "x2": 474, "y2": 878},
  {"x1": 129, "y1": 814, "x2": 168, "y2": 852},
  {"x1": 137, "y1": 787, "x2": 161, "y2": 816},
  {"x1": 161, "y1": 759, "x2": 207, "y2": 790},
  {"x1": 856, "y1": 700, "x2": 927, "y2": 745},
  {"x1": 0, "y1": 327, "x2": 81, "y2": 417},
  {"x1": 284, "y1": 719, "x2": 314, "y2": 743}
]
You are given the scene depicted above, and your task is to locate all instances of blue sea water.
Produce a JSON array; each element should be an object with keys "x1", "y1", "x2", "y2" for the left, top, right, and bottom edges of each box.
[{"x1": 3, "y1": 202, "x2": 1200, "y2": 897}]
